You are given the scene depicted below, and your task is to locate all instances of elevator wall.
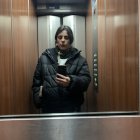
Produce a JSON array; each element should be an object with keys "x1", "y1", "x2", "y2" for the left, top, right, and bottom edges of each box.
[
  {"x1": 96, "y1": 0, "x2": 139, "y2": 111},
  {"x1": 85, "y1": 0, "x2": 139, "y2": 112},
  {"x1": 0, "y1": 0, "x2": 38, "y2": 114}
]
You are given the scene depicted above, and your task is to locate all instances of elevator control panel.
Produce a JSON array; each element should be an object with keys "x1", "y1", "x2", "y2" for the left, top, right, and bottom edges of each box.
[
  {"x1": 93, "y1": 52, "x2": 98, "y2": 89},
  {"x1": 92, "y1": 0, "x2": 98, "y2": 90}
]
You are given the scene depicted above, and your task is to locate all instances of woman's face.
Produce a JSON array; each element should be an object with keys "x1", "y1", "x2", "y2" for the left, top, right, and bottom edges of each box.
[{"x1": 56, "y1": 30, "x2": 70, "y2": 51}]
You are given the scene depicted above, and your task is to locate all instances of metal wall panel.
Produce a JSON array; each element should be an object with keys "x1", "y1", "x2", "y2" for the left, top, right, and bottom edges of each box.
[
  {"x1": 63, "y1": 15, "x2": 86, "y2": 57},
  {"x1": 38, "y1": 16, "x2": 60, "y2": 56}
]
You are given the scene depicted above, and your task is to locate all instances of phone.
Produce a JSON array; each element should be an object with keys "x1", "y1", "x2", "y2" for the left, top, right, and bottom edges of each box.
[{"x1": 57, "y1": 65, "x2": 67, "y2": 76}]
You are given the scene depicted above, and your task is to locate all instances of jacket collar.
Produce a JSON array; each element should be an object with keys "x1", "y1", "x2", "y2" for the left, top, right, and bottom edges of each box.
[{"x1": 42, "y1": 47, "x2": 81, "y2": 63}]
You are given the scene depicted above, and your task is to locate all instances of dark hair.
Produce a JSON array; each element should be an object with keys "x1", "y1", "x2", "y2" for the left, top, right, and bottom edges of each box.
[{"x1": 55, "y1": 25, "x2": 74, "y2": 44}]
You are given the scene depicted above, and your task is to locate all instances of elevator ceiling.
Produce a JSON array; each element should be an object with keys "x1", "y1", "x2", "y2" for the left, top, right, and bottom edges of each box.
[{"x1": 32, "y1": 0, "x2": 88, "y2": 16}]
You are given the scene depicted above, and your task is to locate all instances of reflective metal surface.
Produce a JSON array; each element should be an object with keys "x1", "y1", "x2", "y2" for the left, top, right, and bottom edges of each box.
[{"x1": 0, "y1": 112, "x2": 139, "y2": 140}]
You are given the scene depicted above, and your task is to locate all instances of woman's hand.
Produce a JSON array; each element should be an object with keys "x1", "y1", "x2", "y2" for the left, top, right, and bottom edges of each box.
[{"x1": 56, "y1": 73, "x2": 71, "y2": 87}]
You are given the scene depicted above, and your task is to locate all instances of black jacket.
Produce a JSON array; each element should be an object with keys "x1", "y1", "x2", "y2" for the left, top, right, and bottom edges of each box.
[{"x1": 32, "y1": 47, "x2": 91, "y2": 113}]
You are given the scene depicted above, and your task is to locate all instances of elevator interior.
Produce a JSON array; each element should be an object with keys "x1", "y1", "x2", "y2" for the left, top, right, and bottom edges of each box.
[
  {"x1": 34, "y1": 0, "x2": 139, "y2": 113},
  {"x1": 0, "y1": 0, "x2": 139, "y2": 115}
]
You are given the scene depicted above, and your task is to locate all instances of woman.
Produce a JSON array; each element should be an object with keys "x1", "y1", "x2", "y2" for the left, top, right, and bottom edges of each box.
[{"x1": 32, "y1": 25, "x2": 91, "y2": 113}]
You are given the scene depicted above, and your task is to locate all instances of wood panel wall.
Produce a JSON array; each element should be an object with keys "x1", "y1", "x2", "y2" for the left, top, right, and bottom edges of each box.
[
  {"x1": 97, "y1": 0, "x2": 139, "y2": 111},
  {"x1": 139, "y1": 0, "x2": 140, "y2": 112},
  {"x1": 0, "y1": 0, "x2": 38, "y2": 115},
  {"x1": 85, "y1": 0, "x2": 97, "y2": 112},
  {"x1": 0, "y1": 0, "x2": 14, "y2": 114}
]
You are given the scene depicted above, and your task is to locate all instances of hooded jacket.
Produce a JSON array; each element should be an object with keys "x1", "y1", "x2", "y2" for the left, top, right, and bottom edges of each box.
[{"x1": 32, "y1": 47, "x2": 91, "y2": 113}]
